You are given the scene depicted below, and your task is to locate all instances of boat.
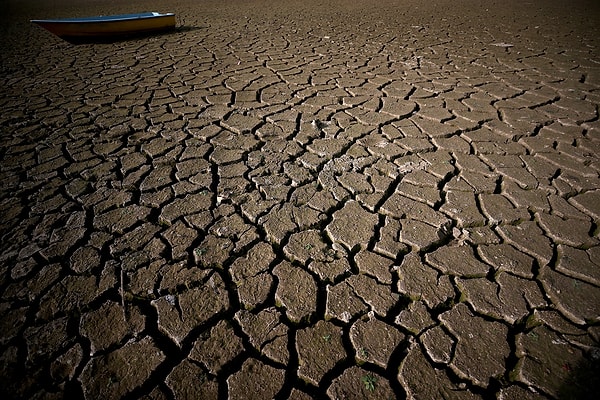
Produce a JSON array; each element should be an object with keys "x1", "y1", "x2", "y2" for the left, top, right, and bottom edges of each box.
[{"x1": 31, "y1": 12, "x2": 176, "y2": 42}]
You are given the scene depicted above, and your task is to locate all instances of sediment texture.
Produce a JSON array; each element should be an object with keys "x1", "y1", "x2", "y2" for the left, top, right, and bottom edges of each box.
[{"x1": 1, "y1": 0, "x2": 599, "y2": 398}]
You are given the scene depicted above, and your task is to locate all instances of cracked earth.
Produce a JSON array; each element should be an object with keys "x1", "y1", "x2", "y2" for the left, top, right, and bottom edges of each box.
[{"x1": 1, "y1": 0, "x2": 600, "y2": 399}]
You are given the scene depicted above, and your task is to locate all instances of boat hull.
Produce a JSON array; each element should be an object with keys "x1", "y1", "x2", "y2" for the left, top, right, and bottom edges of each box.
[{"x1": 31, "y1": 12, "x2": 176, "y2": 42}]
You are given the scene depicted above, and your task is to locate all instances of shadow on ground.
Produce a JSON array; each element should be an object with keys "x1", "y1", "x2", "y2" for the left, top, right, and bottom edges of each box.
[
  {"x1": 558, "y1": 349, "x2": 600, "y2": 400},
  {"x1": 62, "y1": 25, "x2": 202, "y2": 44}
]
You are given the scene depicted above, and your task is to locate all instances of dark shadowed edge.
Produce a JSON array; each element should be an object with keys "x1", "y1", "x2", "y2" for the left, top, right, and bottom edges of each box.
[
  {"x1": 59, "y1": 25, "x2": 203, "y2": 44},
  {"x1": 558, "y1": 347, "x2": 600, "y2": 400}
]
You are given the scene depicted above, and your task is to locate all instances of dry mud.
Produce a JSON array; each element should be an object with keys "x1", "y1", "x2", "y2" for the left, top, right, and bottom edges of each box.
[{"x1": 1, "y1": 0, "x2": 600, "y2": 399}]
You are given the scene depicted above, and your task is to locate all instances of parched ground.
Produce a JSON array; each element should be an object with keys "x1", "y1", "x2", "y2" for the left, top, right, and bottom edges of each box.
[{"x1": 1, "y1": 0, "x2": 599, "y2": 398}]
